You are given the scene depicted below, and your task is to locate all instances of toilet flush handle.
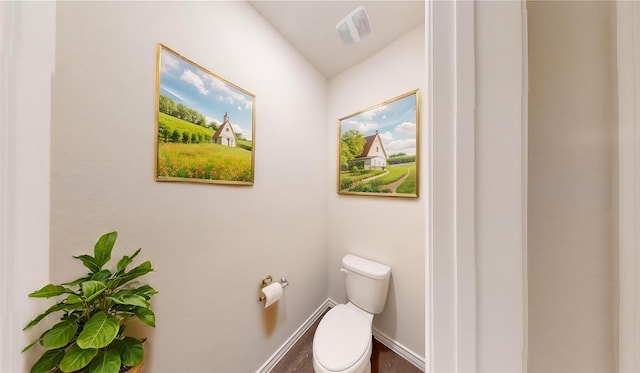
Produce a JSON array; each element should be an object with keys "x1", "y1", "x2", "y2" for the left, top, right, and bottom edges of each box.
[{"x1": 340, "y1": 268, "x2": 348, "y2": 275}]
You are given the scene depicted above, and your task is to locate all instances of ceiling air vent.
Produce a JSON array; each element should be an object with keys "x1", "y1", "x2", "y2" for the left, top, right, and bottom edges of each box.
[{"x1": 336, "y1": 5, "x2": 371, "y2": 47}]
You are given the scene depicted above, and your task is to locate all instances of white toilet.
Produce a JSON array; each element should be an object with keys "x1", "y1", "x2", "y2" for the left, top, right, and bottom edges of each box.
[{"x1": 312, "y1": 254, "x2": 391, "y2": 373}]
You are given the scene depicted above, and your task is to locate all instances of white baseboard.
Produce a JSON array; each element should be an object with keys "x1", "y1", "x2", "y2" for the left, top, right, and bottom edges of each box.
[
  {"x1": 257, "y1": 298, "x2": 425, "y2": 372},
  {"x1": 372, "y1": 328, "x2": 426, "y2": 371},
  {"x1": 256, "y1": 299, "x2": 333, "y2": 373}
]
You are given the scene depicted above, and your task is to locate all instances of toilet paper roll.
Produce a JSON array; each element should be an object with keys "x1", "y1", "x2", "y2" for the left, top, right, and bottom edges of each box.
[{"x1": 261, "y1": 282, "x2": 283, "y2": 308}]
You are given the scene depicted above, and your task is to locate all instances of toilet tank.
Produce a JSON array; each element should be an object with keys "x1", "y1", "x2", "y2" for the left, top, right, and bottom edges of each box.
[{"x1": 342, "y1": 254, "x2": 391, "y2": 314}]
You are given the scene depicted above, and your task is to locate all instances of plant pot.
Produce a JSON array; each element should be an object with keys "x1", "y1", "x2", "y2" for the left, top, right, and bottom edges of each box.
[{"x1": 125, "y1": 362, "x2": 144, "y2": 373}]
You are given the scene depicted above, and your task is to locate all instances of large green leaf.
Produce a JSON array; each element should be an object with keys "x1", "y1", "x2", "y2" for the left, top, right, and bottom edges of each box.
[
  {"x1": 59, "y1": 343, "x2": 98, "y2": 372},
  {"x1": 94, "y1": 231, "x2": 117, "y2": 269},
  {"x1": 77, "y1": 312, "x2": 120, "y2": 349},
  {"x1": 22, "y1": 338, "x2": 39, "y2": 352},
  {"x1": 41, "y1": 320, "x2": 78, "y2": 349},
  {"x1": 28, "y1": 284, "x2": 73, "y2": 298},
  {"x1": 24, "y1": 302, "x2": 81, "y2": 330},
  {"x1": 73, "y1": 254, "x2": 101, "y2": 273},
  {"x1": 111, "y1": 337, "x2": 144, "y2": 367},
  {"x1": 130, "y1": 285, "x2": 158, "y2": 300},
  {"x1": 116, "y1": 248, "x2": 141, "y2": 273},
  {"x1": 111, "y1": 261, "x2": 153, "y2": 288},
  {"x1": 90, "y1": 269, "x2": 112, "y2": 282},
  {"x1": 81, "y1": 281, "x2": 107, "y2": 302},
  {"x1": 30, "y1": 348, "x2": 65, "y2": 373},
  {"x1": 65, "y1": 294, "x2": 83, "y2": 305},
  {"x1": 132, "y1": 307, "x2": 155, "y2": 327},
  {"x1": 61, "y1": 275, "x2": 91, "y2": 287},
  {"x1": 87, "y1": 350, "x2": 121, "y2": 373},
  {"x1": 108, "y1": 291, "x2": 149, "y2": 308}
]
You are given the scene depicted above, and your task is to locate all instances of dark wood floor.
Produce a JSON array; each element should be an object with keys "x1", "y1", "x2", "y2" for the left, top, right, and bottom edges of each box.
[{"x1": 271, "y1": 309, "x2": 423, "y2": 373}]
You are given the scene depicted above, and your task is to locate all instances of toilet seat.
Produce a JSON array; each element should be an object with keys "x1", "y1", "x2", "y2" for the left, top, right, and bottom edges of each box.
[{"x1": 313, "y1": 304, "x2": 372, "y2": 372}]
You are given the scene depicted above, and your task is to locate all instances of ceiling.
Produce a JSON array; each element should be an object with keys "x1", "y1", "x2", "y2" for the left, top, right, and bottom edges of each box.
[{"x1": 248, "y1": 1, "x2": 425, "y2": 79}]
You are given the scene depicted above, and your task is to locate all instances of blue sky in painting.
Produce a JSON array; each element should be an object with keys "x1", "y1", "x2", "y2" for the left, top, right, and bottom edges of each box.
[
  {"x1": 341, "y1": 93, "x2": 418, "y2": 155},
  {"x1": 159, "y1": 48, "x2": 254, "y2": 140}
]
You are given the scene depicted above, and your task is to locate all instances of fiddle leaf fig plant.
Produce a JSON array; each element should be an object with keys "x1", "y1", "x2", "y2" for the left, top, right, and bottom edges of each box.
[{"x1": 23, "y1": 231, "x2": 157, "y2": 373}]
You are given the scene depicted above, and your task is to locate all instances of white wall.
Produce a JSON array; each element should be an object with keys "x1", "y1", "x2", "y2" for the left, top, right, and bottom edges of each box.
[
  {"x1": 475, "y1": 2, "x2": 527, "y2": 371},
  {"x1": 527, "y1": 1, "x2": 616, "y2": 372},
  {"x1": 51, "y1": 2, "x2": 328, "y2": 372},
  {"x1": 617, "y1": 1, "x2": 640, "y2": 371},
  {"x1": 0, "y1": 2, "x2": 54, "y2": 371},
  {"x1": 328, "y1": 25, "x2": 426, "y2": 359}
]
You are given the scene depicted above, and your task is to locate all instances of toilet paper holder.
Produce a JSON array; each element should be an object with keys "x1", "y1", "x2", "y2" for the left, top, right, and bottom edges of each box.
[{"x1": 258, "y1": 275, "x2": 289, "y2": 302}]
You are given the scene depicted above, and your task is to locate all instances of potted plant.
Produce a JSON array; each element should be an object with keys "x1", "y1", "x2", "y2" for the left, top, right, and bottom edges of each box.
[{"x1": 22, "y1": 231, "x2": 157, "y2": 373}]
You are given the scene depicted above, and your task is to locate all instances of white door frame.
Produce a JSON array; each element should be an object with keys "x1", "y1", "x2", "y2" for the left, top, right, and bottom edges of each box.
[
  {"x1": 617, "y1": 2, "x2": 640, "y2": 372},
  {"x1": 427, "y1": 1, "x2": 477, "y2": 371},
  {"x1": 428, "y1": 1, "x2": 528, "y2": 372}
]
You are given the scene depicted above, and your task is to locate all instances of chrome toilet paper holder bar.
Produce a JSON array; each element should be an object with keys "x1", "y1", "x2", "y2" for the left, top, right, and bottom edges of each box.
[{"x1": 258, "y1": 275, "x2": 289, "y2": 302}]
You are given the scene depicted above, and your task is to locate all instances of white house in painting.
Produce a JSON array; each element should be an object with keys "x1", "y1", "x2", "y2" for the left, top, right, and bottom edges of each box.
[
  {"x1": 212, "y1": 113, "x2": 237, "y2": 147},
  {"x1": 351, "y1": 130, "x2": 388, "y2": 170}
]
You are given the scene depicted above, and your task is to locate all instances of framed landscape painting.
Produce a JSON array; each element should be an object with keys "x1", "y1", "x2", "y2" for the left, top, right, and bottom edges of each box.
[
  {"x1": 155, "y1": 43, "x2": 255, "y2": 185},
  {"x1": 338, "y1": 90, "x2": 419, "y2": 198}
]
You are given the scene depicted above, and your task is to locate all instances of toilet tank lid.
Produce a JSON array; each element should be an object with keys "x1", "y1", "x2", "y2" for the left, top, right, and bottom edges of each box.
[{"x1": 342, "y1": 254, "x2": 391, "y2": 280}]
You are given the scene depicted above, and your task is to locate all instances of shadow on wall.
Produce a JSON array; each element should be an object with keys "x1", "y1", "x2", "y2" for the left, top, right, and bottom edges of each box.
[
  {"x1": 126, "y1": 319, "x2": 157, "y2": 372},
  {"x1": 377, "y1": 275, "x2": 398, "y2": 339},
  {"x1": 263, "y1": 299, "x2": 281, "y2": 336}
]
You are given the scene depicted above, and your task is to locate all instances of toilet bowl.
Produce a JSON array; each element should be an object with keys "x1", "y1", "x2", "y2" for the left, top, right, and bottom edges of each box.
[
  {"x1": 312, "y1": 255, "x2": 391, "y2": 373},
  {"x1": 313, "y1": 303, "x2": 373, "y2": 373}
]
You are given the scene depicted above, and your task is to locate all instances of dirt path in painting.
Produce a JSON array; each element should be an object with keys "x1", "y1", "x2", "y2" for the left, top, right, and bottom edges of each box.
[
  {"x1": 347, "y1": 169, "x2": 410, "y2": 193},
  {"x1": 384, "y1": 170, "x2": 410, "y2": 193},
  {"x1": 348, "y1": 170, "x2": 389, "y2": 189},
  {"x1": 361, "y1": 170, "x2": 389, "y2": 183}
]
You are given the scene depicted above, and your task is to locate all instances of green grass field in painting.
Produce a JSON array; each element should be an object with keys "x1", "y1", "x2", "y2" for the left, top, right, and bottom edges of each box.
[
  {"x1": 396, "y1": 166, "x2": 417, "y2": 194},
  {"x1": 376, "y1": 164, "x2": 412, "y2": 185},
  {"x1": 158, "y1": 112, "x2": 214, "y2": 139},
  {"x1": 340, "y1": 163, "x2": 417, "y2": 194},
  {"x1": 157, "y1": 143, "x2": 252, "y2": 182},
  {"x1": 339, "y1": 170, "x2": 386, "y2": 190},
  {"x1": 237, "y1": 139, "x2": 252, "y2": 151}
]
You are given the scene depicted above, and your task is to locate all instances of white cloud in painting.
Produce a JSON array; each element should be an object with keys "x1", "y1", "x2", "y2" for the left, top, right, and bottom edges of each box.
[
  {"x1": 180, "y1": 69, "x2": 209, "y2": 95},
  {"x1": 161, "y1": 52, "x2": 180, "y2": 72},
  {"x1": 385, "y1": 138, "x2": 417, "y2": 155},
  {"x1": 206, "y1": 76, "x2": 253, "y2": 110},
  {"x1": 359, "y1": 105, "x2": 387, "y2": 120},
  {"x1": 395, "y1": 121, "x2": 416, "y2": 133},
  {"x1": 378, "y1": 131, "x2": 393, "y2": 142},
  {"x1": 346, "y1": 120, "x2": 377, "y2": 133}
]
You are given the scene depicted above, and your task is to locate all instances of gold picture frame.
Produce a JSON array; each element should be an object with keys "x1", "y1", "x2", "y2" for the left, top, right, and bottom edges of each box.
[
  {"x1": 155, "y1": 43, "x2": 256, "y2": 185},
  {"x1": 337, "y1": 90, "x2": 419, "y2": 198}
]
